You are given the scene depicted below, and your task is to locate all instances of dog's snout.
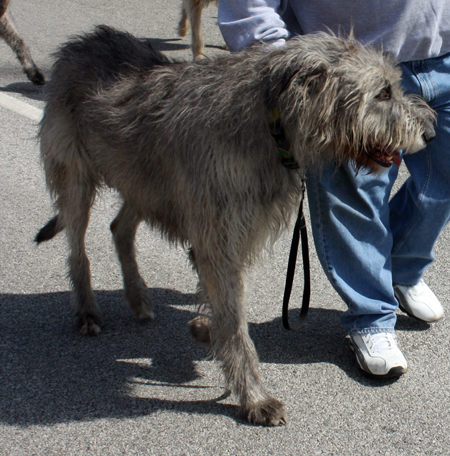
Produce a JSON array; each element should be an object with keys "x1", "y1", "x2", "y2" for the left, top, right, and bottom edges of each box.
[{"x1": 423, "y1": 127, "x2": 436, "y2": 144}]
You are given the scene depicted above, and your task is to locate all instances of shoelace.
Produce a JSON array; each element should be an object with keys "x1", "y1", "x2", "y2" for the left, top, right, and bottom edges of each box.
[{"x1": 370, "y1": 333, "x2": 396, "y2": 354}]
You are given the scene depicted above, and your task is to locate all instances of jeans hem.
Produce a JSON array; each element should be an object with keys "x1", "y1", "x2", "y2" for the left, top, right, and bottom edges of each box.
[
  {"x1": 349, "y1": 328, "x2": 396, "y2": 336},
  {"x1": 393, "y1": 280, "x2": 421, "y2": 288}
]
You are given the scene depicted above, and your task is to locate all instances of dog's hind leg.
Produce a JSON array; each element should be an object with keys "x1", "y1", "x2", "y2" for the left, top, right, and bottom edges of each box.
[
  {"x1": 0, "y1": 10, "x2": 45, "y2": 84},
  {"x1": 39, "y1": 103, "x2": 102, "y2": 334},
  {"x1": 110, "y1": 203, "x2": 154, "y2": 320},
  {"x1": 61, "y1": 182, "x2": 102, "y2": 335},
  {"x1": 194, "y1": 258, "x2": 286, "y2": 426},
  {"x1": 178, "y1": 3, "x2": 189, "y2": 38},
  {"x1": 44, "y1": 144, "x2": 101, "y2": 333}
]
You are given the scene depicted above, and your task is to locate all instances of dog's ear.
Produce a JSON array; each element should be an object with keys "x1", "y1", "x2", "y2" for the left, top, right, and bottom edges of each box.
[
  {"x1": 302, "y1": 63, "x2": 330, "y2": 95},
  {"x1": 265, "y1": 62, "x2": 328, "y2": 110}
]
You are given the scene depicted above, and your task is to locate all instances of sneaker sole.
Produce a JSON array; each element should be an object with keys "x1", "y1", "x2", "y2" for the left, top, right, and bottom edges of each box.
[{"x1": 348, "y1": 339, "x2": 407, "y2": 378}]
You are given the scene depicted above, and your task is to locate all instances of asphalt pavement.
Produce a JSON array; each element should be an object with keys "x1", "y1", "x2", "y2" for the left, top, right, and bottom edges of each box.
[{"x1": 1, "y1": 1, "x2": 450, "y2": 455}]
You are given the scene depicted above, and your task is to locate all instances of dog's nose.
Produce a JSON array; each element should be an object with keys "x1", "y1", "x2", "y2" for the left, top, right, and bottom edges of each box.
[{"x1": 423, "y1": 127, "x2": 436, "y2": 144}]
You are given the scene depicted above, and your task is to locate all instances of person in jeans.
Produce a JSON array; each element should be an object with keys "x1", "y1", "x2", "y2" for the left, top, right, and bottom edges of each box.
[{"x1": 218, "y1": 0, "x2": 449, "y2": 377}]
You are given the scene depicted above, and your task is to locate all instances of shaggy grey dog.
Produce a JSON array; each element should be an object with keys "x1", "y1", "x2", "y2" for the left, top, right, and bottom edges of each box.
[
  {"x1": 36, "y1": 26, "x2": 435, "y2": 426},
  {"x1": 0, "y1": 0, "x2": 44, "y2": 84}
]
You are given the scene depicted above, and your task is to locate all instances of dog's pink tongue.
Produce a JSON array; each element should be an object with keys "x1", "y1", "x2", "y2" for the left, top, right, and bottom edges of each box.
[{"x1": 393, "y1": 151, "x2": 402, "y2": 167}]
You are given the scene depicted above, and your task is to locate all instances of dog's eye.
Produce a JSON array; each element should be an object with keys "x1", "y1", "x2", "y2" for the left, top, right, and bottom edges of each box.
[{"x1": 376, "y1": 86, "x2": 391, "y2": 101}]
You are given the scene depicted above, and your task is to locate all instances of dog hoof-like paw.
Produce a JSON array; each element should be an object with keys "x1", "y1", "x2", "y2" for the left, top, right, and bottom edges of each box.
[
  {"x1": 28, "y1": 68, "x2": 45, "y2": 85},
  {"x1": 127, "y1": 287, "x2": 154, "y2": 320},
  {"x1": 135, "y1": 308, "x2": 155, "y2": 320},
  {"x1": 188, "y1": 316, "x2": 211, "y2": 346},
  {"x1": 75, "y1": 315, "x2": 103, "y2": 336},
  {"x1": 240, "y1": 397, "x2": 286, "y2": 427}
]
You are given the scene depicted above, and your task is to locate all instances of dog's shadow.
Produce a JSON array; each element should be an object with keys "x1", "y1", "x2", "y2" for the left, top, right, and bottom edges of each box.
[
  {"x1": 1, "y1": 82, "x2": 46, "y2": 102},
  {"x1": 144, "y1": 37, "x2": 190, "y2": 53},
  {"x1": 0, "y1": 288, "x2": 429, "y2": 426},
  {"x1": 144, "y1": 37, "x2": 227, "y2": 54}
]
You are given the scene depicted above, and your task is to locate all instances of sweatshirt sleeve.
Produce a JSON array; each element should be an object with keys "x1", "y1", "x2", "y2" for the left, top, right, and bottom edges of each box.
[{"x1": 218, "y1": 0, "x2": 289, "y2": 52}]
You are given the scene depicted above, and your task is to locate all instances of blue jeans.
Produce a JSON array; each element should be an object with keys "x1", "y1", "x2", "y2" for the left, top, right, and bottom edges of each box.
[{"x1": 306, "y1": 52, "x2": 450, "y2": 335}]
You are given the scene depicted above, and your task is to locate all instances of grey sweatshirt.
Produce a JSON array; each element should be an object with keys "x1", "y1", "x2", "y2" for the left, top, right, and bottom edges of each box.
[{"x1": 218, "y1": 0, "x2": 450, "y2": 62}]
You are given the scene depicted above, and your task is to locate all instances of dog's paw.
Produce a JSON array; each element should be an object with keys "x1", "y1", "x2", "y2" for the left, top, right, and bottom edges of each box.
[
  {"x1": 26, "y1": 68, "x2": 45, "y2": 85},
  {"x1": 75, "y1": 314, "x2": 103, "y2": 336},
  {"x1": 126, "y1": 286, "x2": 154, "y2": 320},
  {"x1": 240, "y1": 397, "x2": 286, "y2": 427},
  {"x1": 188, "y1": 316, "x2": 211, "y2": 347},
  {"x1": 135, "y1": 306, "x2": 155, "y2": 321}
]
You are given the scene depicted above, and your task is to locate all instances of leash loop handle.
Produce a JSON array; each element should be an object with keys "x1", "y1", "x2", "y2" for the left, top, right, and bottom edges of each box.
[{"x1": 282, "y1": 180, "x2": 311, "y2": 330}]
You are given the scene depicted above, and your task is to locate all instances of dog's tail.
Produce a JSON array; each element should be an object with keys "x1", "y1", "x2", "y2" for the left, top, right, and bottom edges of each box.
[{"x1": 35, "y1": 215, "x2": 64, "y2": 244}]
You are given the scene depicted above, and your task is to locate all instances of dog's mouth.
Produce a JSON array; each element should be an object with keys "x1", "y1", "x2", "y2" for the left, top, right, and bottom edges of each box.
[{"x1": 367, "y1": 147, "x2": 402, "y2": 168}]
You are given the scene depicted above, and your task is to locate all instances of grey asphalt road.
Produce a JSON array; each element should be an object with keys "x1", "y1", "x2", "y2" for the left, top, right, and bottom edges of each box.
[{"x1": 1, "y1": 1, "x2": 450, "y2": 455}]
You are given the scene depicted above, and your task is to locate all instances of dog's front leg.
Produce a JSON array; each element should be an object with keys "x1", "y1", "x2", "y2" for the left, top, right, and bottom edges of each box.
[
  {"x1": 187, "y1": 0, "x2": 205, "y2": 58},
  {"x1": 194, "y1": 259, "x2": 286, "y2": 426}
]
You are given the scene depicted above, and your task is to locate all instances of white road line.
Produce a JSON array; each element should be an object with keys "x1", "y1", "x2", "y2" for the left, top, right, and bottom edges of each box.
[{"x1": 0, "y1": 91, "x2": 43, "y2": 122}]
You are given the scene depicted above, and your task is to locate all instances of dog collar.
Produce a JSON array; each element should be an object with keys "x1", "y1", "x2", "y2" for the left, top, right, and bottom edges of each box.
[{"x1": 269, "y1": 108, "x2": 299, "y2": 170}]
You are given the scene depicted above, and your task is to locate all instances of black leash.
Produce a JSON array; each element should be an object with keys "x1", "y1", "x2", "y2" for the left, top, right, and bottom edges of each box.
[
  {"x1": 282, "y1": 180, "x2": 311, "y2": 330},
  {"x1": 269, "y1": 108, "x2": 311, "y2": 330}
]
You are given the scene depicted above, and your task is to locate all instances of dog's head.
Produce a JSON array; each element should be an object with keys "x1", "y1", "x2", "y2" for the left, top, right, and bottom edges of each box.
[{"x1": 265, "y1": 33, "x2": 436, "y2": 173}]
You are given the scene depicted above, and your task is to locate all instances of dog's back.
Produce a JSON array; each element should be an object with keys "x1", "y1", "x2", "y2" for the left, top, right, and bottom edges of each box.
[{"x1": 47, "y1": 26, "x2": 171, "y2": 111}]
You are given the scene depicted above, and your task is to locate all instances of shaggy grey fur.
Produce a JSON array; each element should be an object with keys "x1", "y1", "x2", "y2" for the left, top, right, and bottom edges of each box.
[
  {"x1": 0, "y1": 0, "x2": 44, "y2": 84},
  {"x1": 36, "y1": 26, "x2": 435, "y2": 426}
]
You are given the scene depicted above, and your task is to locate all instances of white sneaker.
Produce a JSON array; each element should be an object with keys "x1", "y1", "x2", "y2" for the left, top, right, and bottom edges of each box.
[
  {"x1": 394, "y1": 280, "x2": 444, "y2": 322},
  {"x1": 349, "y1": 332, "x2": 408, "y2": 377}
]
